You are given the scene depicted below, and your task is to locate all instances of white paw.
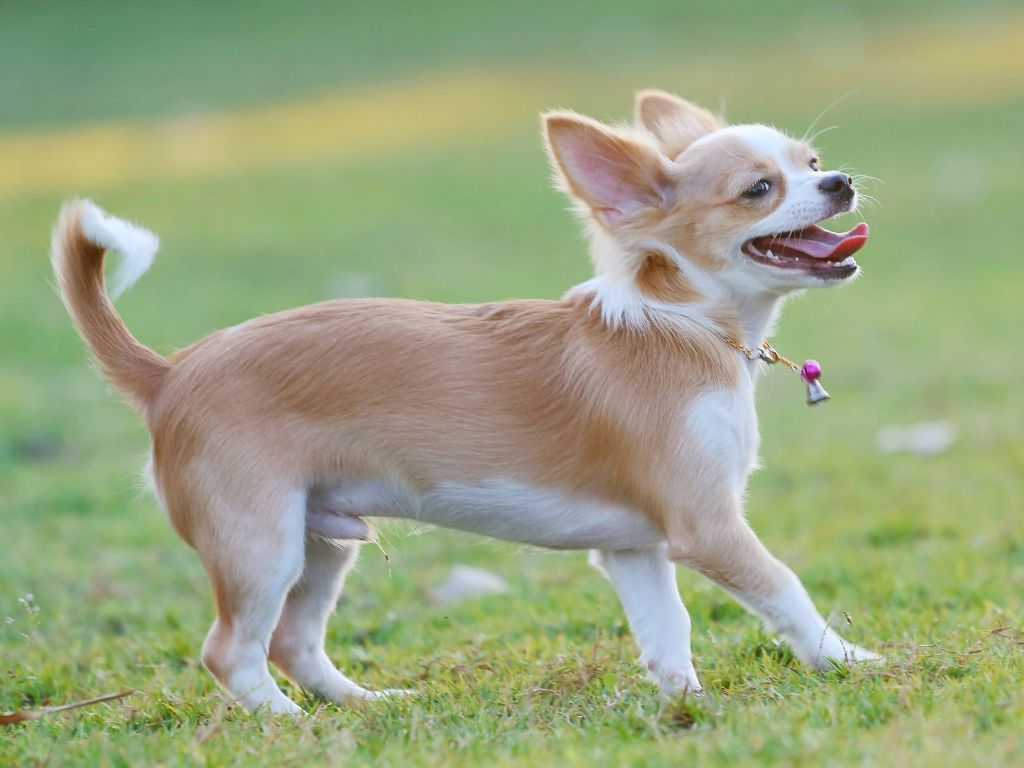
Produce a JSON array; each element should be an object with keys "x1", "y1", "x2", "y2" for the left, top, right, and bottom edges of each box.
[
  {"x1": 359, "y1": 687, "x2": 416, "y2": 701},
  {"x1": 811, "y1": 629, "x2": 883, "y2": 669},
  {"x1": 260, "y1": 692, "x2": 306, "y2": 716},
  {"x1": 232, "y1": 677, "x2": 305, "y2": 715},
  {"x1": 843, "y1": 644, "x2": 883, "y2": 665},
  {"x1": 646, "y1": 657, "x2": 703, "y2": 697}
]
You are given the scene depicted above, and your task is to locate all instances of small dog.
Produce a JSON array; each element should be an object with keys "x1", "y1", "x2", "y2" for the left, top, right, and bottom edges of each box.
[{"x1": 51, "y1": 90, "x2": 877, "y2": 714}]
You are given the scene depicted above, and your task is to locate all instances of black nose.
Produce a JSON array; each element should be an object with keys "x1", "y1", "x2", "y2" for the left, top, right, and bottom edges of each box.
[{"x1": 818, "y1": 172, "x2": 854, "y2": 198}]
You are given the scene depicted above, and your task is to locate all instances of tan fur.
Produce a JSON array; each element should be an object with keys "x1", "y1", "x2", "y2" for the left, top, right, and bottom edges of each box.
[
  {"x1": 634, "y1": 89, "x2": 727, "y2": 159},
  {"x1": 656, "y1": 135, "x2": 788, "y2": 271},
  {"x1": 545, "y1": 110, "x2": 676, "y2": 223},
  {"x1": 149, "y1": 296, "x2": 738, "y2": 543},
  {"x1": 635, "y1": 251, "x2": 704, "y2": 304},
  {"x1": 788, "y1": 140, "x2": 816, "y2": 169},
  {"x1": 50, "y1": 202, "x2": 169, "y2": 411}
]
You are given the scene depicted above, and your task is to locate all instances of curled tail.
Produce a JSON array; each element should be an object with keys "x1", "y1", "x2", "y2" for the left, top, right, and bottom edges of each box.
[{"x1": 50, "y1": 199, "x2": 169, "y2": 412}]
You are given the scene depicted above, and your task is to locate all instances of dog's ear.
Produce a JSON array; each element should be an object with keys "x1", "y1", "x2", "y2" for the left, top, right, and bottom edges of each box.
[
  {"x1": 544, "y1": 110, "x2": 676, "y2": 226},
  {"x1": 634, "y1": 89, "x2": 725, "y2": 157}
]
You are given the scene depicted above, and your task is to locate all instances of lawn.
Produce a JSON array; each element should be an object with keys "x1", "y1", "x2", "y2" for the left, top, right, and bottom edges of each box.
[{"x1": 1, "y1": 1, "x2": 1022, "y2": 765}]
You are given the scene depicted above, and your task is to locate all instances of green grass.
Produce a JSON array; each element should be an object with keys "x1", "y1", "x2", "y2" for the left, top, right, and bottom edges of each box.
[{"x1": 2, "y1": 1, "x2": 1023, "y2": 765}]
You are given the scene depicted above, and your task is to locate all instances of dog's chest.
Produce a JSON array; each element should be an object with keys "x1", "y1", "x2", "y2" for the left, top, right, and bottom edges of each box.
[{"x1": 683, "y1": 373, "x2": 761, "y2": 491}]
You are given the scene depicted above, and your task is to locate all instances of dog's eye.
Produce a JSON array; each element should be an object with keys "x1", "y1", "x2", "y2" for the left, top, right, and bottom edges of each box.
[
  {"x1": 809, "y1": 158, "x2": 820, "y2": 171},
  {"x1": 742, "y1": 179, "x2": 771, "y2": 198}
]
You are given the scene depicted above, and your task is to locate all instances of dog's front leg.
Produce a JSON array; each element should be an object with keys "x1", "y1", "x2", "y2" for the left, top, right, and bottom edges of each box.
[
  {"x1": 590, "y1": 545, "x2": 702, "y2": 696},
  {"x1": 668, "y1": 511, "x2": 880, "y2": 670}
]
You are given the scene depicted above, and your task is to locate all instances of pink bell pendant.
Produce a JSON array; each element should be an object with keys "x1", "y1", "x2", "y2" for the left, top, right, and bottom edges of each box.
[{"x1": 800, "y1": 359, "x2": 830, "y2": 405}]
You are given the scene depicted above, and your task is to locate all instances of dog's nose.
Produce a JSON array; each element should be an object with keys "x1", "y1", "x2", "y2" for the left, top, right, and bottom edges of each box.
[{"x1": 818, "y1": 172, "x2": 854, "y2": 198}]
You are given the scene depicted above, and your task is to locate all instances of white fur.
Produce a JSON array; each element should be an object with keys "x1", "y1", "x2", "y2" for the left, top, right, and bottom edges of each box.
[
  {"x1": 591, "y1": 547, "x2": 701, "y2": 694},
  {"x1": 567, "y1": 233, "x2": 725, "y2": 332},
  {"x1": 715, "y1": 124, "x2": 860, "y2": 301},
  {"x1": 419, "y1": 480, "x2": 664, "y2": 550},
  {"x1": 731, "y1": 573, "x2": 880, "y2": 669},
  {"x1": 686, "y1": 381, "x2": 761, "y2": 491},
  {"x1": 682, "y1": 371, "x2": 878, "y2": 672},
  {"x1": 268, "y1": 537, "x2": 405, "y2": 703},
  {"x1": 314, "y1": 476, "x2": 665, "y2": 551},
  {"x1": 726, "y1": 124, "x2": 845, "y2": 240},
  {"x1": 80, "y1": 201, "x2": 159, "y2": 300},
  {"x1": 201, "y1": 490, "x2": 308, "y2": 714}
]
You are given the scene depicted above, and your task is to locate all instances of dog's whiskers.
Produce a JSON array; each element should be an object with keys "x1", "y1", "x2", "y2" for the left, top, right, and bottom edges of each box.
[{"x1": 801, "y1": 88, "x2": 861, "y2": 144}]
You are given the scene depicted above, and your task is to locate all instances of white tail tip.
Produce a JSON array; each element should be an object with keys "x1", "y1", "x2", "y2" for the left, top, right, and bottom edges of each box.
[{"x1": 79, "y1": 200, "x2": 160, "y2": 300}]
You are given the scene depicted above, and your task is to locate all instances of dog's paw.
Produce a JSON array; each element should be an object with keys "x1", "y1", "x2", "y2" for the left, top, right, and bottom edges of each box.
[
  {"x1": 811, "y1": 629, "x2": 884, "y2": 669},
  {"x1": 843, "y1": 645, "x2": 884, "y2": 665},
  {"x1": 359, "y1": 687, "x2": 417, "y2": 701},
  {"x1": 646, "y1": 658, "x2": 703, "y2": 697},
  {"x1": 252, "y1": 693, "x2": 306, "y2": 716}
]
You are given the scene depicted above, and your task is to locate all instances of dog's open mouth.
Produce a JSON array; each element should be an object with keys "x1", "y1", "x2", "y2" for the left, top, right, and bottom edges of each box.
[{"x1": 742, "y1": 222, "x2": 869, "y2": 279}]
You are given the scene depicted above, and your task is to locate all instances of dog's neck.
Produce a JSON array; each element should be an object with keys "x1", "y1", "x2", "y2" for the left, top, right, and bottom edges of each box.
[
  {"x1": 575, "y1": 230, "x2": 787, "y2": 350},
  {"x1": 717, "y1": 287, "x2": 785, "y2": 352}
]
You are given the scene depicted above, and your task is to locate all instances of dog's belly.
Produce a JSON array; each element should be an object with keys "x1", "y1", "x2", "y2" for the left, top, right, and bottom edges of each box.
[{"x1": 308, "y1": 477, "x2": 664, "y2": 550}]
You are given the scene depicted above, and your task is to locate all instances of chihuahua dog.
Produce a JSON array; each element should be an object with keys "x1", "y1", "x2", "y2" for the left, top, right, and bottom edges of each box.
[{"x1": 51, "y1": 90, "x2": 877, "y2": 714}]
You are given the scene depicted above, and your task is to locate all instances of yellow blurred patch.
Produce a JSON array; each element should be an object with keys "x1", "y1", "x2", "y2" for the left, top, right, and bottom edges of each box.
[
  {"x1": 0, "y1": 74, "x2": 543, "y2": 199},
  {"x1": 1, "y1": 15, "x2": 1021, "y2": 199}
]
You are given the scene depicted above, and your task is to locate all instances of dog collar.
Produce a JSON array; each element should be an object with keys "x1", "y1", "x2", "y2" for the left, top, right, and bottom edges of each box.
[{"x1": 721, "y1": 336, "x2": 830, "y2": 406}]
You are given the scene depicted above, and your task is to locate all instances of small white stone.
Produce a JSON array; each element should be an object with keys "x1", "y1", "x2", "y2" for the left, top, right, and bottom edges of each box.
[
  {"x1": 430, "y1": 565, "x2": 509, "y2": 605},
  {"x1": 876, "y1": 421, "x2": 957, "y2": 456}
]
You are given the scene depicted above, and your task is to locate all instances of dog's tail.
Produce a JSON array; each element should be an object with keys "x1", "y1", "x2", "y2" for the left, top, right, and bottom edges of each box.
[{"x1": 50, "y1": 199, "x2": 169, "y2": 412}]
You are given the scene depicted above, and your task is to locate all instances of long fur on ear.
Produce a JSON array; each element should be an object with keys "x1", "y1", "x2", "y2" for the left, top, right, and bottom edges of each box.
[
  {"x1": 634, "y1": 89, "x2": 726, "y2": 158},
  {"x1": 543, "y1": 110, "x2": 676, "y2": 227}
]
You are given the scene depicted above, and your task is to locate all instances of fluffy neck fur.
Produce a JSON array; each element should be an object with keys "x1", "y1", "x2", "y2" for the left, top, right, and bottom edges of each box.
[{"x1": 569, "y1": 222, "x2": 786, "y2": 353}]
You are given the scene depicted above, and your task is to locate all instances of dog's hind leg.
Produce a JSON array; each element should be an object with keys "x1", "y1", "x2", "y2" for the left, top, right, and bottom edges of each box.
[
  {"x1": 269, "y1": 534, "x2": 395, "y2": 703},
  {"x1": 194, "y1": 488, "x2": 308, "y2": 714}
]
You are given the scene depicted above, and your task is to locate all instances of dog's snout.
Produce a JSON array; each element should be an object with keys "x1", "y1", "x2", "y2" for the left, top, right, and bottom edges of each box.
[{"x1": 818, "y1": 172, "x2": 854, "y2": 198}]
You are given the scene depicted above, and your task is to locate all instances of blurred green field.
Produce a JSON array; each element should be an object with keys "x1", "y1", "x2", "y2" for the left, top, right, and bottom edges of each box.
[{"x1": 1, "y1": 1, "x2": 1022, "y2": 766}]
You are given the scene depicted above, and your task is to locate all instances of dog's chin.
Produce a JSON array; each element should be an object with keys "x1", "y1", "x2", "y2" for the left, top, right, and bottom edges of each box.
[{"x1": 740, "y1": 220, "x2": 868, "y2": 285}]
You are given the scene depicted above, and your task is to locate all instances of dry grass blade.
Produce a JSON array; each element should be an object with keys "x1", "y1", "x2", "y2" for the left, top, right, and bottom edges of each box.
[{"x1": 0, "y1": 689, "x2": 135, "y2": 726}]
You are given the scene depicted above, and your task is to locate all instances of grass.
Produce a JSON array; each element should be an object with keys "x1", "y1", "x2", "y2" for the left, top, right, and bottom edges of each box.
[{"x1": 2, "y1": 1, "x2": 1023, "y2": 765}]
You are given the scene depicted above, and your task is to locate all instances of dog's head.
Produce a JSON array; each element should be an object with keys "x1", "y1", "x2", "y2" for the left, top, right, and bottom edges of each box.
[{"x1": 544, "y1": 90, "x2": 868, "y2": 309}]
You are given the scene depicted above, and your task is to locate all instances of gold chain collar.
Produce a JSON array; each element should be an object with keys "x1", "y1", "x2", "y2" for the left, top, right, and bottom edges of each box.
[{"x1": 720, "y1": 336, "x2": 800, "y2": 373}]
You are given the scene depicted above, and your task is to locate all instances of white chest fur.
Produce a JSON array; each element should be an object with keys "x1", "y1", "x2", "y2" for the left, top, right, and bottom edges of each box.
[{"x1": 684, "y1": 372, "x2": 761, "y2": 494}]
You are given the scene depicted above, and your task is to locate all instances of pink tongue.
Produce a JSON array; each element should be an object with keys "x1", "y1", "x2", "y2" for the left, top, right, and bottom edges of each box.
[{"x1": 767, "y1": 222, "x2": 869, "y2": 260}]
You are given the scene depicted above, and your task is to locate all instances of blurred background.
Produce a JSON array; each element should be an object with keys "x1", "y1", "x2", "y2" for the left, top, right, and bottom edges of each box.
[
  {"x1": 4, "y1": 0, "x2": 1022, "y2": 465},
  {"x1": 0, "y1": 0, "x2": 1021, "y2": 753}
]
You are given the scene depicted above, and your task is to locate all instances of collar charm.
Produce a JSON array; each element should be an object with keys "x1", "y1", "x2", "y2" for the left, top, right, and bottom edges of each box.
[
  {"x1": 799, "y1": 359, "x2": 830, "y2": 405},
  {"x1": 723, "y1": 337, "x2": 832, "y2": 406}
]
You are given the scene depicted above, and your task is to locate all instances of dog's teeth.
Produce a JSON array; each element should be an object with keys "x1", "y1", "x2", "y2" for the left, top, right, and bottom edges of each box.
[{"x1": 766, "y1": 249, "x2": 777, "y2": 260}]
